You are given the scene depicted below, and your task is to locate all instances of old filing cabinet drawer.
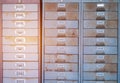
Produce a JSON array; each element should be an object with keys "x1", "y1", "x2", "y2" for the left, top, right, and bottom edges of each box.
[
  {"x1": 84, "y1": 29, "x2": 117, "y2": 37},
  {"x1": 3, "y1": 78, "x2": 38, "y2": 83},
  {"x1": 84, "y1": 72, "x2": 117, "y2": 80},
  {"x1": 2, "y1": 0, "x2": 40, "y2": 3},
  {"x1": 84, "y1": 46, "x2": 117, "y2": 55},
  {"x1": 84, "y1": 20, "x2": 117, "y2": 28},
  {"x1": 45, "y1": 29, "x2": 78, "y2": 37},
  {"x1": 3, "y1": 12, "x2": 38, "y2": 20},
  {"x1": 84, "y1": 64, "x2": 117, "y2": 72},
  {"x1": 3, "y1": 36, "x2": 38, "y2": 44},
  {"x1": 3, "y1": 45, "x2": 38, "y2": 53},
  {"x1": 84, "y1": 12, "x2": 118, "y2": 20},
  {"x1": 83, "y1": 81, "x2": 117, "y2": 83},
  {"x1": 45, "y1": 46, "x2": 78, "y2": 54},
  {"x1": 45, "y1": 38, "x2": 78, "y2": 46},
  {"x1": 45, "y1": 63, "x2": 78, "y2": 72},
  {"x1": 3, "y1": 53, "x2": 38, "y2": 61},
  {"x1": 3, "y1": 70, "x2": 38, "y2": 77},
  {"x1": 45, "y1": 80, "x2": 78, "y2": 83},
  {"x1": 44, "y1": 3, "x2": 78, "y2": 11},
  {"x1": 84, "y1": 55, "x2": 117, "y2": 63},
  {"x1": 45, "y1": 55, "x2": 78, "y2": 63},
  {"x1": 2, "y1": 4, "x2": 38, "y2": 11},
  {"x1": 45, "y1": 12, "x2": 78, "y2": 20},
  {"x1": 84, "y1": 3, "x2": 118, "y2": 11},
  {"x1": 3, "y1": 21, "x2": 38, "y2": 28},
  {"x1": 3, "y1": 62, "x2": 38, "y2": 69},
  {"x1": 45, "y1": 20, "x2": 78, "y2": 28},
  {"x1": 84, "y1": 38, "x2": 117, "y2": 46},
  {"x1": 45, "y1": 72, "x2": 78, "y2": 80},
  {"x1": 3, "y1": 29, "x2": 38, "y2": 36}
]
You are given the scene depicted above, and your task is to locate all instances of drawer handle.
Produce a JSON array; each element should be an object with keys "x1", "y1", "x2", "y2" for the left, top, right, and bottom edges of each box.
[
  {"x1": 96, "y1": 4, "x2": 105, "y2": 11},
  {"x1": 15, "y1": 4, "x2": 25, "y2": 11}
]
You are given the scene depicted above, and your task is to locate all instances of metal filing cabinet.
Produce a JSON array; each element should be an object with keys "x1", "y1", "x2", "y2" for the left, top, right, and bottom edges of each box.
[
  {"x1": 83, "y1": 0, "x2": 118, "y2": 83},
  {"x1": 43, "y1": 0, "x2": 79, "y2": 83},
  {"x1": 1, "y1": 0, "x2": 41, "y2": 83}
]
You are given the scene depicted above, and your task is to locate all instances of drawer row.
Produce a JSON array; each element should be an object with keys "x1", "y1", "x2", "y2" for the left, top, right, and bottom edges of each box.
[
  {"x1": 3, "y1": 54, "x2": 117, "y2": 63},
  {"x1": 45, "y1": 29, "x2": 117, "y2": 37},
  {"x1": 2, "y1": 20, "x2": 117, "y2": 29},
  {"x1": 44, "y1": 20, "x2": 117, "y2": 29},
  {"x1": 45, "y1": 54, "x2": 117, "y2": 63},
  {"x1": 44, "y1": 3, "x2": 118, "y2": 12},
  {"x1": 0, "y1": 0, "x2": 40, "y2": 3},
  {"x1": 44, "y1": 12, "x2": 118, "y2": 20},
  {"x1": 45, "y1": 46, "x2": 117, "y2": 55}
]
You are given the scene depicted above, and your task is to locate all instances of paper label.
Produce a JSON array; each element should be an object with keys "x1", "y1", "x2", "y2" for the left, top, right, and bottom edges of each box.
[
  {"x1": 57, "y1": 81, "x2": 65, "y2": 83},
  {"x1": 57, "y1": 21, "x2": 65, "y2": 25},
  {"x1": 97, "y1": 64, "x2": 105, "y2": 68},
  {"x1": 97, "y1": 55, "x2": 105, "y2": 59},
  {"x1": 58, "y1": 3, "x2": 65, "y2": 7},
  {"x1": 57, "y1": 46, "x2": 65, "y2": 53},
  {"x1": 57, "y1": 38, "x2": 66, "y2": 42},
  {"x1": 15, "y1": 62, "x2": 25, "y2": 69},
  {"x1": 97, "y1": 47, "x2": 104, "y2": 51},
  {"x1": 97, "y1": 4, "x2": 104, "y2": 7},
  {"x1": 96, "y1": 72, "x2": 104, "y2": 76},
  {"x1": 97, "y1": 12, "x2": 105, "y2": 16},
  {"x1": 58, "y1": 29, "x2": 66, "y2": 33},
  {"x1": 97, "y1": 21, "x2": 105, "y2": 25},
  {"x1": 97, "y1": 38, "x2": 105, "y2": 42},
  {"x1": 96, "y1": 29, "x2": 105, "y2": 33},
  {"x1": 58, "y1": 12, "x2": 66, "y2": 16}
]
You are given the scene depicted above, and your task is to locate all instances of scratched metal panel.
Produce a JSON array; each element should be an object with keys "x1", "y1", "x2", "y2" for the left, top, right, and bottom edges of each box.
[
  {"x1": 45, "y1": 38, "x2": 78, "y2": 46},
  {"x1": 45, "y1": 29, "x2": 78, "y2": 37},
  {"x1": 84, "y1": 55, "x2": 117, "y2": 63},
  {"x1": 45, "y1": 63, "x2": 78, "y2": 72},
  {"x1": 84, "y1": 29, "x2": 117, "y2": 37},
  {"x1": 84, "y1": 46, "x2": 117, "y2": 55},
  {"x1": 45, "y1": 80, "x2": 78, "y2": 83},
  {"x1": 84, "y1": 3, "x2": 118, "y2": 11},
  {"x1": 84, "y1": 38, "x2": 117, "y2": 46},
  {"x1": 44, "y1": 3, "x2": 79, "y2": 11},
  {"x1": 84, "y1": 64, "x2": 117, "y2": 72},
  {"x1": 45, "y1": 20, "x2": 78, "y2": 28},
  {"x1": 83, "y1": 81, "x2": 117, "y2": 83},
  {"x1": 84, "y1": 20, "x2": 118, "y2": 29},
  {"x1": 84, "y1": 72, "x2": 117, "y2": 80},
  {"x1": 45, "y1": 12, "x2": 79, "y2": 20},
  {"x1": 45, "y1": 46, "x2": 78, "y2": 54},
  {"x1": 45, "y1": 72, "x2": 78, "y2": 80},
  {"x1": 84, "y1": 12, "x2": 118, "y2": 20},
  {"x1": 45, "y1": 54, "x2": 78, "y2": 63}
]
